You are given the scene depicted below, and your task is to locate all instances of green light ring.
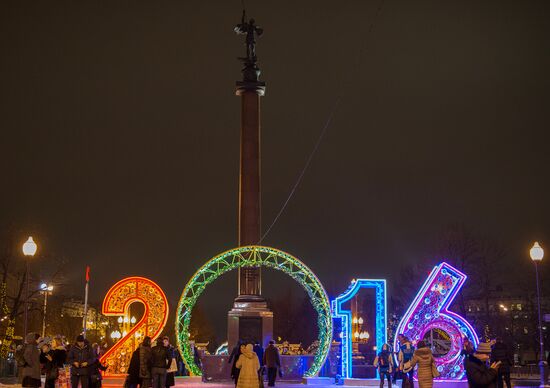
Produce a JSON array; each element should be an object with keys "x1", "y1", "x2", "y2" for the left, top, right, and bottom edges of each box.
[{"x1": 175, "y1": 245, "x2": 332, "y2": 377}]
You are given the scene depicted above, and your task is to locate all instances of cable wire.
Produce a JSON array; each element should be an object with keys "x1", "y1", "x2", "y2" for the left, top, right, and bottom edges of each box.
[{"x1": 259, "y1": 0, "x2": 386, "y2": 243}]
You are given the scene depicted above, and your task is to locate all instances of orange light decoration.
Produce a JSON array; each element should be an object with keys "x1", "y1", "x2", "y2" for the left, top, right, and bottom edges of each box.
[{"x1": 100, "y1": 277, "x2": 169, "y2": 376}]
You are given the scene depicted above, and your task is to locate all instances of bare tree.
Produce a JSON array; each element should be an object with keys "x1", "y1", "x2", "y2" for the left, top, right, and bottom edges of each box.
[{"x1": 0, "y1": 225, "x2": 67, "y2": 355}]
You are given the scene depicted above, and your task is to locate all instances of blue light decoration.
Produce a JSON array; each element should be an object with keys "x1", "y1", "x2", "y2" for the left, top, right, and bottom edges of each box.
[
  {"x1": 332, "y1": 279, "x2": 387, "y2": 379},
  {"x1": 393, "y1": 262, "x2": 479, "y2": 380}
]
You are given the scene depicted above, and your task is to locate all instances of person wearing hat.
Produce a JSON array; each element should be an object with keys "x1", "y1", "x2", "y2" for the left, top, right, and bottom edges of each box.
[
  {"x1": 67, "y1": 335, "x2": 94, "y2": 388},
  {"x1": 464, "y1": 342, "x2": 500, "y2": 388}
]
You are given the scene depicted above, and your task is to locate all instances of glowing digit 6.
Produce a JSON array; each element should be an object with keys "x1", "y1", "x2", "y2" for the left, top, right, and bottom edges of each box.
[
  {"x1": 394, "y1": 262, "x2": 479, "y2": 379},
  {"x1": 100, "y1": 277, "x2": 169, "y2": 376}
]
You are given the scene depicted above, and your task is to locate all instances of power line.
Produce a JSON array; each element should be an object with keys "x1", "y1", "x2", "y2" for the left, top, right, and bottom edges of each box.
[{"x1": 259, "y1": 0, "x2": 386, "y2": 243}]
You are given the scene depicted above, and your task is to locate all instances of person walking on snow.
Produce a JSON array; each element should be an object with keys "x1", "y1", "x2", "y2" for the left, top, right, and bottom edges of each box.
[
  {"x1": 263, "y1": 341, "x2": 281, "y2": 387},
  {"x1": 236, "y1": 344, "x2": 260, "y2": 388}
]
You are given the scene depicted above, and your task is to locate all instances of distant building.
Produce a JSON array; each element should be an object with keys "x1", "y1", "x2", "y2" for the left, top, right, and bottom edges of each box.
[{"x1": 464, "y1": 294, "x2": 549, "y2": 363}]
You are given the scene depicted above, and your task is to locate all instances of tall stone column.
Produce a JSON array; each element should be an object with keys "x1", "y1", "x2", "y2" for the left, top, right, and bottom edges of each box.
[
  {"x1": 237, "y1": 86, "x2": 262, "y2": 297},
  {"x1": 228, "y1": 15, "x2": 273, "y2": 351}
]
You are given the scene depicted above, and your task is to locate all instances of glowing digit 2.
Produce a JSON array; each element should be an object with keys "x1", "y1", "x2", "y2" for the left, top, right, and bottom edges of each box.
[
  {"x1": 393, "y1": 262, "x2": 479, "y2": 379},
  {"x1": 100, "y1": 277, "x2": 169, "y2": 376}
]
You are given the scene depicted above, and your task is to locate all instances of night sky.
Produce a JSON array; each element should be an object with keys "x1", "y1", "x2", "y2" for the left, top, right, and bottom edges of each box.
[{"x1": 1, "y1": 0, "x2": 549, "y2": 334}]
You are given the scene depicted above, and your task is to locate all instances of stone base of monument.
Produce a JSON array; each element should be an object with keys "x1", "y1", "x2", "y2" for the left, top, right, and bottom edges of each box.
[{"x1": 227, "y1": 297, "x2": 274, "y2": 349}]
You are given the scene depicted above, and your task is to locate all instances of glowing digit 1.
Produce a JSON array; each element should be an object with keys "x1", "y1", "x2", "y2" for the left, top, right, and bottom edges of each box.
[
  {"x1": 100, "y1": 277, "x2": 169, "y2": 376},
  {"x1": 394, "y1": 262, "x2": 479, "y2": 379},
  {"x1": 332, "y1": 279, "x2": 387, "y2": 379}
]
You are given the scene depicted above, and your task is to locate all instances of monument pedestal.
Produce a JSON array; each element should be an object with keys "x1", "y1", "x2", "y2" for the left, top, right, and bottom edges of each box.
[{"x1": 228, "y1": 295, "x2": 273, "y2": 350}]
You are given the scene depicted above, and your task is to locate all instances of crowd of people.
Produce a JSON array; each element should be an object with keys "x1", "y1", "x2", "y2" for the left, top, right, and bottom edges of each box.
[
  {"x1": 14, "y1": 330, "x2": 519, "y2": 388},
  {"x1": 15, "y1": 333, "x2": 180, "y2": 388},
  {"x1": 228, "y1": 340, "x2": 282, "y2": 388},
  {"x1": 372, "y1": 335, "x2": 514, "y2": 388},
  {"x1": 125, "y1": 335, "x2": 178, "y2": 388},
  {"x1": 17, "y1": 333, "x2": 105, "y2": 388}
]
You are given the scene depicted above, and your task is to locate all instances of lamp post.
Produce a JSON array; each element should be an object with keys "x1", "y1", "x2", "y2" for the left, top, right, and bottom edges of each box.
[
  {"x1": 530, "y1": 242, "x2": 548, "y2": 387},
  {"x1": 40, "y1": 283, "x2": 53, "y2": 338},
  {"x1": 22, "y1": 237, "x2": 37, "y2": 339}
]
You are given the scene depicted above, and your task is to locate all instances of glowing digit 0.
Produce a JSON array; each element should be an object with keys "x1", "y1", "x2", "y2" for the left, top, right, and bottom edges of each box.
[
  {"x1": 394, "y1": 262, "x2": 479, "y2": 379},
  {"x1": 100, "y1": 277, "x2": 169, "y2": 376}
]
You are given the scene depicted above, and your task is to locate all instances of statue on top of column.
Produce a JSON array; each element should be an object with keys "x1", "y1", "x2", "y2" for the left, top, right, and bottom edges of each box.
[{"x1": 234, "y1": 11, "x2": 263, "y2": 65}]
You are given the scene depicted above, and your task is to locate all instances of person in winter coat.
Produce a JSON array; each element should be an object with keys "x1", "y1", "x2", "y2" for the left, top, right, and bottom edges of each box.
[
  {"x1": 139, "y1": 337, "x2": 153, "y2": 388},
  {"x1": 229, "y1": 341, "x2": 244, "y2": 385},
  {"x1": 40, "y1": 342, "x2": 58, "y2": 388},
  {"x1": 398, "y1": 336, "x2": 415, "y2": 388},
  {"x1": 374, "y1": 343, "x2": 394, "y2": 388},
  {"x1": 151, "y1": 338, "x2": 171, "y2": 388},
  {"x1": 404, "y1": 341, "x2": 439, "y2": 388},
  {"x1": 263, "y1": 341, "x2": 281, "y2": 387},
  {"x1": 491, "y1": 338, "x2": 512, "y2": 388},
  {"x1": 67, "y1": 335, "x2": 95, "y2": 388},
  {"x1": 52, "y1": 337, "x2": 67, "y2": 367},
  {"x1": 89, "y1": 343, "x2": 107, "y2": 388},
  {"x1": 236, "y1": 344, "x2": 260, "y2": 388},
  {"x1": 162, "y1": 337, "x2": 176, "y2": 388},
  {"x1": 22, "y1": 333, "x2": 41, "y2": 388},
  {"x1": 127, "y1": 347, "x2": 142, "y2": 388},
  {"x1": 464, "y1": 342, "x2": 499, "y2": 388}
]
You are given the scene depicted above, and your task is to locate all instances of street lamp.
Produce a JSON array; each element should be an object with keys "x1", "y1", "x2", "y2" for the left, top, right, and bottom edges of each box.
[
  {"x1": 22, "y1": 237, "x2": 37, "y2": 338},
  {"x1": 529, "y1": 241, "x2": 548, "y2": 387},
  {"x1": 110, "y1": 330, "x2": 121, "y2": 340},
  {"x1": 39, "y1": 283, "x2": 53, "y2": 338}
]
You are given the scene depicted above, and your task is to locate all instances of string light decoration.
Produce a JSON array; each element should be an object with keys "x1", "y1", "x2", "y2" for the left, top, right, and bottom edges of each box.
[
  {"x1": 332, "y1": 279, "x2": 387, "y2": 379},
  {"x1": 0, "y1": 282, "x2": 15, "y2": 358},
  {"x1": 176, "y1": 246, "x2": 332, "y2": 377},
  {"x1": 100, "y1": 277, "x2": 169, "y2": 376},
  {"x1": 393, "y1": 262, "x2": 479, "y2": 379}
]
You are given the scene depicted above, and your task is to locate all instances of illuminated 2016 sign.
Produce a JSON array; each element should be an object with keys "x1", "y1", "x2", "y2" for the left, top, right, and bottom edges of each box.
[
  {"x1": 393, "y1": 262, "x2": 479, "y2": 379},
  {"x1": 332, "y1": 279, "x2": 387, "y2": 379},
  {"x1": 100, "y1": 277, "x2": 169, "y2": 376}
]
